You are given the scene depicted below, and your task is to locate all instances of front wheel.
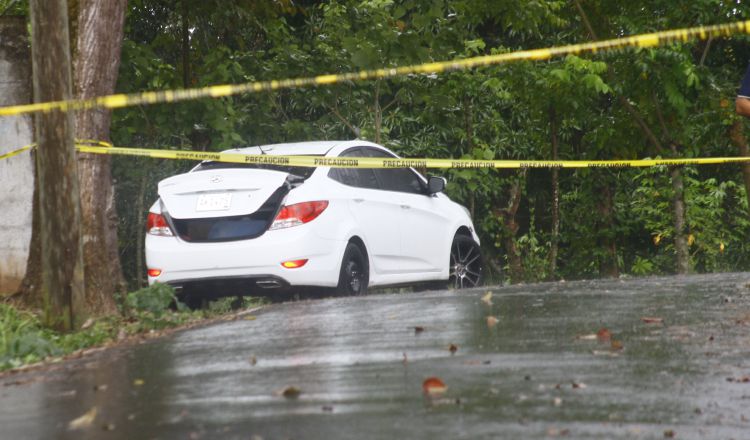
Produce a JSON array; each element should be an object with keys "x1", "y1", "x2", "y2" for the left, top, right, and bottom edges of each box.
[
  {"x1": 449, "y1": 235, "x2": 483, "y2": 289},
  {"x1": 337, "y1": 243, "x2": 369, "y2": 296}
]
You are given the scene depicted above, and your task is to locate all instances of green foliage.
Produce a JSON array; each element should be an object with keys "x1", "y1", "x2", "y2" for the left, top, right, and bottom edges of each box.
[
  {"x1": 1, "y1": 288, "x2": 263, "y2": 371},
  {"x1": 125, "y1": 282, "x2": 185, "y2": 317},
  {"x1": 0, "y1": 304, "x2": 59, "y2": 370},
  {"x1": 109, "y1": 0, "x2": 750, "y2": 287},
  {"x1": 631, "y1": 256, "x2": 655, "y2": 276}
]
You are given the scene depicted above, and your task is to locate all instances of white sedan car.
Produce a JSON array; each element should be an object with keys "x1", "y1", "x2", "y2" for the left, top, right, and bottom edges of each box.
[{"x1": 145, "y1": 140, "x2": 482, "y2": 305}]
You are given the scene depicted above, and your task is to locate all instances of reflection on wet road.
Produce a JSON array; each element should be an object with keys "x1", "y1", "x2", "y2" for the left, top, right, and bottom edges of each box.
[{"x1": 2, "y1": 273, "x2": 750, "y2": 439}]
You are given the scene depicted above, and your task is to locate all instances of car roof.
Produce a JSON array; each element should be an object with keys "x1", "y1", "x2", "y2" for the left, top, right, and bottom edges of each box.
[{"x1": 224, "y1": 140, "x2": 380, "y2": 156}]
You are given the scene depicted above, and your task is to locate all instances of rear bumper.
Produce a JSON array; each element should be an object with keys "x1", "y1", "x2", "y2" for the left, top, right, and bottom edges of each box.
[
  {"x1": 145, "y1": 224, "x2": 346, "y2": 290},
  {"x1": 166, "y1": 274, "x2": 290, "y2": 300}
]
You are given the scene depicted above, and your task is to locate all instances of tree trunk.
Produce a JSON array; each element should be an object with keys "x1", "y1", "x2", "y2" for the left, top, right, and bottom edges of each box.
[
  {"x1": 494, "y1": 171, "x2": 526, "y2": 283},
  {"x1": 29, "y1": 0, "x2": 86, "y2": 331},
  {"x1": 73, "y1": 0, "x2": 128, "y2": 315},
  {"x1": 548, "y1": 106, "x2": 560, "y2": 280},
  {"x1": 373, "y1": 81, "x2": 382, "y2": 144},
  {"x1": 135, "y1": 171, "x2": 147, "y2": 288},
  {"x1": 16, "y1": 172, "x2": 42, "y2": 308},
  {"x1": 594, "y1": 176, "x2": 619, "y2": 278},
  {"x1": 670, "y1": 165, "x2": 690, "y2": 274},
  {"x1": 729, "y1": 120, "x2": 750, "y2": 212},
  {"x1": 181, "y1": 0, "x2": 191, "y2": 88}
]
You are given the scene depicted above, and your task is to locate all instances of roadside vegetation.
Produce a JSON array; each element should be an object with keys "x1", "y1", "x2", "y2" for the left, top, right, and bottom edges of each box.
[
  {"x1": 3, "y1": 1, "x2": 750, "y2": 334},
  {"x1": 110, "y1": 0, "x2": 750, "y2": 287},
  {"x1": 0, "y1": 284, "x2": 264, "y2": 372}
]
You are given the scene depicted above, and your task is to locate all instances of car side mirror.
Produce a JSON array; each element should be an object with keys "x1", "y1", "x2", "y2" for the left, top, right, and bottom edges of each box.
[{"x1": 427, "y1": 176, "x2": 446, "y2": 194}]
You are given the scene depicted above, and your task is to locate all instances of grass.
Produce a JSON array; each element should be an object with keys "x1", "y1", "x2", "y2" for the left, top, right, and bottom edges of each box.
[{"x1": 0, "y1": 283, "x2": 265, "y2": 372}]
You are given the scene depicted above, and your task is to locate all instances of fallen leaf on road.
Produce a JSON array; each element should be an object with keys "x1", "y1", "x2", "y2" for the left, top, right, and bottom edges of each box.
[
  {"x1": 68, "y1": 407, "x2": 97, "y2": 430},
  {"x1": 133, "y1": 379, "x2": 145, "y2": 386},
  {"x1": 481, "y1": 291, "x2": 493, "y2": 305},
  {"x1": 414, "y1": 326, "x2": 425, "y2": 334},
  {"x1": 553, "y1": 397, "x2": 563, "y2": 406},
  {"x1": 244, "y1": 315, "x2": 257, "y2": 321},
  {"x1": 249, "y1": 356, "x2": 257, "y2": 366},
  {"x1": 280, "y1": 386, "x2": 301, "y2": 399},
  {"x1": 575, "y1": 334, "x2": 597, "y2": 340},
  {"x1": 571, "y1": 381, "x2": 587, "y2": 389},
  {"x1": 448, "y1": 343, "x2": 458, "y2": 354},
  {"x1": 611, "y1": 340, "x2": 624, "y2": 351},
  {"x1": 641, "y1": 317, "x2": 663, "y2": 324},
  {"x1": 487, "y1": 316, "x2": 499, "y2": 328},
  {"x1": 597, "y1": 328, "x2": 611, "y2": 342},
  {"x1": 663, "y1": 429, "x2": 676, "y2": 438},
  {"x1": 546, "y1": 427, "x2": 570, "y2": 437},
  {"x1": 422, "y1": 377, "x2": 447, "y2": 395},
  {"x1": 726, "y1": 376, "x2": 750, "y2": 383}
]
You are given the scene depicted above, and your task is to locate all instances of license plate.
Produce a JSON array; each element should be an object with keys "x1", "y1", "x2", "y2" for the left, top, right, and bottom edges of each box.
[{"x1": 196, "y1": 193, "x2": 232, "y2": 211}]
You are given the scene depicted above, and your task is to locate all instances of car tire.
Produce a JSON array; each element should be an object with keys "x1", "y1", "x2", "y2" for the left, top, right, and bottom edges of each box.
[
  {"x1": 181, "y1": 292, "x2": 206, "y2": 310},
  {"x1": 449, "y1": 234, "x2": 483, "y2": 289},
  {"x1": 337, "y1": 242, "x2": 369, "y2": 296}
]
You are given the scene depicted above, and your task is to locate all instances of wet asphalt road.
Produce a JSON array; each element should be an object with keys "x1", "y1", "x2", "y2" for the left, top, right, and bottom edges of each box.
[{"x1": 2, "y1": 273, "x2": 750, "y2": 439}]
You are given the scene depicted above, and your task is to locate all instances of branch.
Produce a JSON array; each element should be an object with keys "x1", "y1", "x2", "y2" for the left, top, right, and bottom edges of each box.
[
  {"x1": 652, "y1": 91, "x2": 672, "y2": 144},
  {"x1": 382, "y1": 96, "x2": 398, "y2": 112},
  {"x1": 699, "y1": 37, "x2": 713, "y2": 67},
  {"x1": 573, "y1": 0, "x2": 597, "y2": 39},
  {"x1": 328, "y1": 102, "x2": 360, "y2": 138}
]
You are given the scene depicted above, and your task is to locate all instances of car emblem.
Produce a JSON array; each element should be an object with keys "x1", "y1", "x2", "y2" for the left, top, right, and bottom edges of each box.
[{"x1": 209, "y1": 175, "x2": 223, "y2": 184}]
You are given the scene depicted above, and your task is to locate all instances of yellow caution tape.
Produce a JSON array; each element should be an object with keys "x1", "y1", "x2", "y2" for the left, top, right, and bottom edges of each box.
[
  {"x1": 3, "y1": 141, "x2": 750, "y2": 169},
  {"x1": 0, "y1": 143, "x2": 34, "y2": 161},
  {"x1": 0, "y1": 20, "x2": 747, "y2": 117},
  {"x1": 72, "y1": 144, "x2": 750, "y2": 169}
]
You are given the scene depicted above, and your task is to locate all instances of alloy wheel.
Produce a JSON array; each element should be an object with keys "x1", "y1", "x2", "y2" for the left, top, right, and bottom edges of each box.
[{"x1": 449, "y1": 236, "x2": 483, "y2": 289}]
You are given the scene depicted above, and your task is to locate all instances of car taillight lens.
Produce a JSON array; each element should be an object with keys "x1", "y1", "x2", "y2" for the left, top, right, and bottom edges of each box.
[
  {"x1": 270, "y1": 201, "x2": 329, "y2": 230},
  {"x1": 147, "y1": 268, "x2": 162, "y2": 277},
  {"x1": 147, "y1": 212, "x2": 174, "y2": 236}
]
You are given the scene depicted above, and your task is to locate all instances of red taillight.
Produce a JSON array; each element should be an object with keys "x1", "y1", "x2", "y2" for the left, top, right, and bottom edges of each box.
[
  {"x1": 270, "y1": 201, "x2": 329, "y2": 230},
  {"x1": 147, "y1": 268, "x2": 162, "y2": 277},
  {"x1": 147, "y1": 212, "x2": 174, "y2": 236},
  {"x1": 281, "y1": 259, "x2": 308, "y2": 269}
]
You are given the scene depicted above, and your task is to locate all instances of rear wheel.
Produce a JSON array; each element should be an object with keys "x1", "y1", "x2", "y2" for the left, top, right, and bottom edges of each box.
[
  {"x1": 449, "y1": 235, "x2": 483, "y2": 289},
  {"x1": 337, "y1": 243, "x2": 369, "y2": 296}
]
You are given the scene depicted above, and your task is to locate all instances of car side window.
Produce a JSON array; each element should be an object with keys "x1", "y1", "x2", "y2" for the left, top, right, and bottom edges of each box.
[
  {"x1": 364, "y1": 148, "x2": 425, "y2": 195},
  {"x1": 328, "y1": 148, "x2": 379, "y2": 189}
]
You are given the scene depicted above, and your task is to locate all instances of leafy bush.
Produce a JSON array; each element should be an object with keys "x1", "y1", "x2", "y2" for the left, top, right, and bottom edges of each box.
[
  {"x1": 0, "y1": 304, "x2": 60, "y2": 370},
  {"x1": 125, "y1": 283, "x2": 183, "y2": 317}
]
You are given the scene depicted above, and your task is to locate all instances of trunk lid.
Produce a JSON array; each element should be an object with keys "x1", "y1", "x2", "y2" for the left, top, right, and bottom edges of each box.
[
  {"x1": 158, "y1": 169, "x2": 288, "y2": 219},
  {"x1": 158, "y1": 169, "x2": 291, "y2": 243}
]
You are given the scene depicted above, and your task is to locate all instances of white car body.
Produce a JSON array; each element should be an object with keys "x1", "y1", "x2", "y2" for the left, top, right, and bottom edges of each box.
[{"x1": 145, "y1": 140, "x2": 480, "y2": 300}]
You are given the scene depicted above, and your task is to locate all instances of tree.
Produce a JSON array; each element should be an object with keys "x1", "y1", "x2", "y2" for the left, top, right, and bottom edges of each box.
[
  {"x1": 72, "y1": 0, "x2": 128, "y2": 315},
  {"x1": 19, "y1": 0, "x2": 128, "y2": 321},
  {"x1": 29, "y1": 0, "x2": 85, "y2": 330}
]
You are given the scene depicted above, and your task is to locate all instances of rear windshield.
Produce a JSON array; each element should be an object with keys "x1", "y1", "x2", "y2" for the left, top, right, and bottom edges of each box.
[{"x1": 193, "y1": 159, "x2": 317, "y2": 180}]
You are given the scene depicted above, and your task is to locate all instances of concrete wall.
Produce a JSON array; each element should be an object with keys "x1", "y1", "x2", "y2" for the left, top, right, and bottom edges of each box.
[{"x1": 0, "y1": 17, "x2": 33, "y2": 294}]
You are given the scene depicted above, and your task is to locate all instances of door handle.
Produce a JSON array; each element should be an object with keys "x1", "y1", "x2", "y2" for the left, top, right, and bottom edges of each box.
[
  {"x1": 400, "y1": 204, "x2": 410, "y2": 209},
  {"x1": 353, "y1": 198, "x2": 364, "y2": 203}
]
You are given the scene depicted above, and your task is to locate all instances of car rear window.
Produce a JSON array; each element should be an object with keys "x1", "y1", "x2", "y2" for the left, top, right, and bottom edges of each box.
[{"x1": 193, "y1": 160, "x2": 317, "y2": 180}]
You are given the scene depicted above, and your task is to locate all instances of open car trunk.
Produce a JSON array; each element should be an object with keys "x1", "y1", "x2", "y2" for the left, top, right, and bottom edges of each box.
[{"x1": 157, "y1": 168, "x2": 292, "y2": 242}]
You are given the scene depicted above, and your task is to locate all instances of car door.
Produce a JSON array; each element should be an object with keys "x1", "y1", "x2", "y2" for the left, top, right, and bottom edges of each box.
[
  {"x1": 365, "y1": 148, "x2": 449, "y2": 275},
  {"x1": 328, "y1": 148, "x2": 405, "y2": 275}
]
